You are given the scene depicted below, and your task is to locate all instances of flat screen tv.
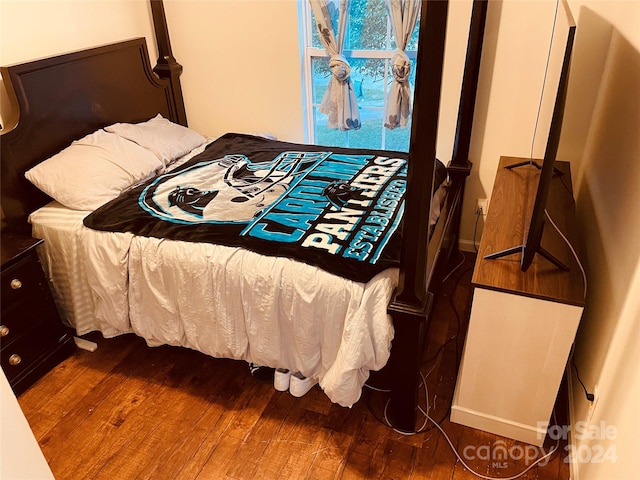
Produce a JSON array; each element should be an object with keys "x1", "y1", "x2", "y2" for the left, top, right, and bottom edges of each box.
[{"x1": 485, "y1": 0, "x2": 576, "y2": 272}]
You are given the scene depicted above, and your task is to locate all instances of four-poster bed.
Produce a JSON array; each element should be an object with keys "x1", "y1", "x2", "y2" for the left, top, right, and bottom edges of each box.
[{"x1": 0, "y1": 0, "x2": 487, "y2": 432}]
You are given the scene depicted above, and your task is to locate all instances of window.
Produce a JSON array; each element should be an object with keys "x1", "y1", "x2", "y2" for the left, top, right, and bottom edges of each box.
[{"x1": 301, "y1": 0, "x2": 420, "y2": 152}]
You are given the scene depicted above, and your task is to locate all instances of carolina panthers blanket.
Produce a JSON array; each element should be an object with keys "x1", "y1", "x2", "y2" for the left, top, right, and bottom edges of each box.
[{"x1": 84, "y1": 133, "x2": 412, "y2": 282}]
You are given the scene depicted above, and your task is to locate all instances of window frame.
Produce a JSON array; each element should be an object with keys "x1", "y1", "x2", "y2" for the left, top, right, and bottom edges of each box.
[{"x1": 299, "y1": 0, "x2": 418, "y2": 150}]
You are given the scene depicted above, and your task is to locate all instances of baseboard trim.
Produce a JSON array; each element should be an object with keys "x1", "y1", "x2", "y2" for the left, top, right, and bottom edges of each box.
[
  {"x1": 458, "y1": 239, "x2": 478, "y2": 253},
  {"x1": 450, "y1": 405, "x2": 547, "y2": 447}
]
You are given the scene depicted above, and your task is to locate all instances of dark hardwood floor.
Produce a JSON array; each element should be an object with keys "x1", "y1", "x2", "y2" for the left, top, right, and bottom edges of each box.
[{"x1": 18, "y1": 252, "x2": 570, "y2": 479}]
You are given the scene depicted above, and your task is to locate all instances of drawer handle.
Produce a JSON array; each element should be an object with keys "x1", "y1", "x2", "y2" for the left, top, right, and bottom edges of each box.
[
  {"x1": 10, "y1": 278, "x2": 22, "y2": 290},
  {"x1": 9, "y1": 354, "x2": 22, "y2": 366},
  {"x1": 0, "y1": 325, "x2": 8, "y2": 337}
]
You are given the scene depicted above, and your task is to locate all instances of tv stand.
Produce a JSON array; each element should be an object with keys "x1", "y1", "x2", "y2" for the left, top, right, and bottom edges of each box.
[
  {"x1": 484, "y1": 240, "x2": 570, "y2": 271},
  {"x1": 450, "y1": 156, "x2": 585, "y2": 446}
]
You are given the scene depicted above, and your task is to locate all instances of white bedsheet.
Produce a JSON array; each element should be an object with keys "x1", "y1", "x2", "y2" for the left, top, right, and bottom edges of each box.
[{"x1": 29, "y1": 203, "x2": 398, "y2": 407}]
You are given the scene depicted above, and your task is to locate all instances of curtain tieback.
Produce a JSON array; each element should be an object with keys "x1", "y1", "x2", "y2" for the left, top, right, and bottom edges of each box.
[
  {"x1": 329, "y1": 54, "x2": 352, "y2": 83},
  {"x1": 391, "y1": 49, "x2": 411, "y2": 83}
]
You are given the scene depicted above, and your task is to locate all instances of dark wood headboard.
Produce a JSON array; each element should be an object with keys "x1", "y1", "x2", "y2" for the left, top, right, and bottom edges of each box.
[{"x1": 0, "y1": 37, "x2": 185, "y2": 233}]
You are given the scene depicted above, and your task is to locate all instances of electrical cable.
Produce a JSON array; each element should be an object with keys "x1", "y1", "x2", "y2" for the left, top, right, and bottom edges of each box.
[
  {"x1": 442, "y1": 250, "x2": 466, "y2": 284},
  {"x1": 528, "y1": 0, "x2": 561, "y2": 165},
  {"x1": 394, "y1": 260, "x2": 473, "y2": 433},
  {"x1": 365, "y1": 252, "x2": 469, "y2": 402},
  {"x1": 366, "y1": 254, "x2": 472, "y2": 432},
  {"x1": 544, "y1": 208, "x2": 587, "y2": 298},
  {"x1": 363, "y1": 383, "x2": 390, "y2": 393},
  {"x1": 422, "y1": 336, "x2": 456, "y2": 366},
  {"x1": 422, "y1": 401, "x2": 560, "y2": 479},
  {"x1": 519, "y1": 0, "x2": 560, "y2": 252},
  {"x1": 545, "y1": 207, "x2": 593, "y2": 403},
  {"x1": 567, "y1": 342, "x2": 595, "y2": 401},
  {"x1": 473, "y1": 210, "x2": 481, "y2": 252},
  {"x1": 571, "y1": 351, "x2": 595, "y2": 402},
  {"x1": 382, "y1": 370, "x2": 561, "y2": 480}
]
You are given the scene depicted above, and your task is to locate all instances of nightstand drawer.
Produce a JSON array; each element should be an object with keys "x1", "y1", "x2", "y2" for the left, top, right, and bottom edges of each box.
[
  {"x1": 1, "y1": 254, "x2": 47, "y2": 311},
  {"x1": 1, "y1": 321, "x2": 69, "y2": 384},
  {"x1": 0, "y1": 301, "x2": 51, "y2": 349}
]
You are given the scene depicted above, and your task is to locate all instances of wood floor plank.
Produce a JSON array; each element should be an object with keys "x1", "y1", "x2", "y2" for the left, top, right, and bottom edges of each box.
[
  {"x1": 196, "y1": 433, "x2": 247, "y2": 479},
  {"x1": 309, "y1": 429, "x2": 352, "y2": 477},
  {"x1": 340, "y1": 451, "x2": 370, "y2": 479},
  {"x1": 20, "y1": 334, "x2": 138, "y2": 440},
  {"x1": 160, "y1": 404, "x2": 237, "y2": 479}
]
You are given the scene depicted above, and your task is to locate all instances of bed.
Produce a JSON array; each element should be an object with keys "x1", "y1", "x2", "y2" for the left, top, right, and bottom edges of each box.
[{"x1": 0, "y1": 0, "x2": 487, "y2": 432}]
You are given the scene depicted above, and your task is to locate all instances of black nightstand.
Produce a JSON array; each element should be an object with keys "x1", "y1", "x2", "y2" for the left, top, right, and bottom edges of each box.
[{"x1": 1, "y1": 234, "x2": 76, "y2": 395}]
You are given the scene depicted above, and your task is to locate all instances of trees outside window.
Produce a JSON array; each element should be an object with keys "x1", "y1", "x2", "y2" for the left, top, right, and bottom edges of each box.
[{"x1": 301, "y1": 0, "x2": 420, "y2": 151}]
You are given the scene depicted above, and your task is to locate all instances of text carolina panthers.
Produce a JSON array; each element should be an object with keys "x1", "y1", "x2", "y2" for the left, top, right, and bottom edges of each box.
[{"x1": 242, "y1": 153, "x2": 407, "y2": 264}]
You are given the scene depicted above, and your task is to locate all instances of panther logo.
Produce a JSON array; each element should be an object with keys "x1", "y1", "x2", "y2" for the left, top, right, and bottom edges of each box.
[{"x1": 139, "y1": 151, "x2": 330, "y2": 224}]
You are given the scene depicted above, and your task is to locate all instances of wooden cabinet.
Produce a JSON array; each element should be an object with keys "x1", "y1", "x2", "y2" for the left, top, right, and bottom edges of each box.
[
  {"x1": 450, "y1": 157, "x2": 585, "y2": 446},
  {"x1": 1, "y1": 234, "x2": 75, "y2": 395}
]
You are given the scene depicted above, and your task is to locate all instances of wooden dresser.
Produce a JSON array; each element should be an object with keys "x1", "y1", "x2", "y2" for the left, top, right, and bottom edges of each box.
[
  {"x1": 451, "y1": 157, "x2": 585, "y2": 446},
  {"x1": 1, "y1": 234, "x2": 75, "y2": 395}
]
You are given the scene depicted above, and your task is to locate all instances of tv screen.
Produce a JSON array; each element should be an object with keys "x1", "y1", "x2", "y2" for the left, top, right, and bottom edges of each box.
[{"x1": 485, "y1": 0, "x2": 576, "y2": 272}]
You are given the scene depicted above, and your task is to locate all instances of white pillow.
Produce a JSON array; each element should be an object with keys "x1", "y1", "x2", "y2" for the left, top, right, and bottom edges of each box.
[
  {"x1": 25, "y1": 130, "x2": 163, "y2": 211},
  {"x1": 105, "y1": 114, "x2": 206, "y2": 166}
]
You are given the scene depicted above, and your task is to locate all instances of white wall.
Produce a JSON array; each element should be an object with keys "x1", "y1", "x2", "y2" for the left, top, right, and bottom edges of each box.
[
  {"x1": 0, "y1": 1, "x2": 156, "y2": 65},
  {"x1": 0, "y1": 371, "x2": 55, "y2": 479},
  {"x1": 162, "y1": 0, "x2": 306, "y2": 142},
  {"x1": 560, "y1": 2, "x2": 640, "y2": 479}
]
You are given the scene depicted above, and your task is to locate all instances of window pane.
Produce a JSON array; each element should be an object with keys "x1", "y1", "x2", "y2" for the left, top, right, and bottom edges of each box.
[
  {"x1": 314, "y1": 106, "x2": 411, "y2": 152},
  {"x1": 345, "y1": 111, "x2": 384, "y2": 150},
  {"x1": 407, "y1": 16, "x2": 421, "y2": 50},
  {"x1": 314, "y1": 107, "x2": 348, "y2": 148},
  {"x1": 312, "y1": 57, "x2": 388, "y2": 113},
  {"x1": 350, "y1": 57, "x2": 388, "y2": 94},
  {"x1": 348, "y1": 0, "x2": 389, "y2": 50},
  {"x1": 312, "y1": 57, "x2": 331, "y2": 104},
  {"x1": 384, "y1": 119, "x2": 412, "y2": 152}
]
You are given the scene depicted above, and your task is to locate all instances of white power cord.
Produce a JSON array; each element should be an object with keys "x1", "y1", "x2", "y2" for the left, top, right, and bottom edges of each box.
[
  {"x1": 382, "y1": 369, "x2": 560, "y2": 480},
  {"x1": 544, "y1": 208, "x2": 587, "y2": 298}
]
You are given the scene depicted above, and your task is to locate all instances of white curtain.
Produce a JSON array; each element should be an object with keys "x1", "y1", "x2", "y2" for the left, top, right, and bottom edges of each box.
[
  {"x1": 309, "y1": 0, "x2": 360, "y2": 131},
  {"x1": 384, "y1": 0, "x2": 421, "y2": 130}
]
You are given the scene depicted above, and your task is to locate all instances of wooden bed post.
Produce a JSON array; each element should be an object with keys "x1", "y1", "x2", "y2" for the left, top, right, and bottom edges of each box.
[
  {"x1": 448, "y1": 0, "x2": 487, "y2": 215},
  {"x1": 386, "y1": 0, "x2": 487, "y2": 433},
  {"x1": 451, "y1": 0, "x2": 487, "y2": 169},
  {"x1": 386, "y1": 0, "x2": 449, "y2": 433},
  {"x1": 150, "y1": 0, "x2": 188, "y2": 126}
]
